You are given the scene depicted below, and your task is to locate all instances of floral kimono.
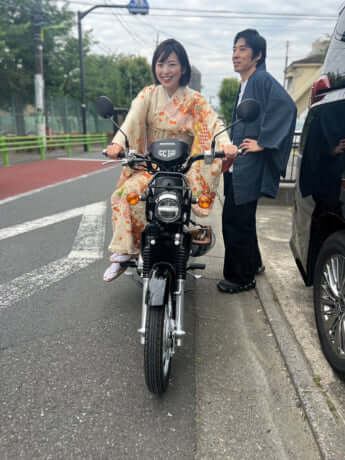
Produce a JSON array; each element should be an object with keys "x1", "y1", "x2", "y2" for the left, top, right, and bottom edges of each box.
[{"x1": 109, "y1": 84, "x2": 230, "y2": 255}]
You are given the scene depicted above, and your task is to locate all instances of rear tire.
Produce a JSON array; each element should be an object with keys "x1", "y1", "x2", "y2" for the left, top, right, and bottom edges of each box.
[
  {"x1": 144, "y1": 298, "x2": 174, "y2": 394},
  {"x1": 314, "y1": 231, "x2": 345, "y2": 377}
]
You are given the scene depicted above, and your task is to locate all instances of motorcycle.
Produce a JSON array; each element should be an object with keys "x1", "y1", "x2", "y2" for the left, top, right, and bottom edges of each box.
[{"x1": 96, "y1": 96, "x2": 260, "y2": 394}]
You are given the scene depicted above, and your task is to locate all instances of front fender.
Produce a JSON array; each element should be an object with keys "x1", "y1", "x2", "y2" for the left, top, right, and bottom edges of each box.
[{"x1": 147, "y1": 267, "x2": 173, "y2": 307}]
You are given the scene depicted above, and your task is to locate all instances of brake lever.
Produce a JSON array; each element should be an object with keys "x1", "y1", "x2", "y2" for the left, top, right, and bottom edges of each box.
[{"x1": 102, "y1": 159, "x2": 124, "y2": 165}]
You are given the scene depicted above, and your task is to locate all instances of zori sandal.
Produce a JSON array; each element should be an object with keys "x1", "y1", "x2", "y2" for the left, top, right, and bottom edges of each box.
[
  {"x1": 103, "y1": 262, "x2": 127, "y2": 282},
  {"x1": 109, "y1": 253, "x2": 132, "y2": 263}
]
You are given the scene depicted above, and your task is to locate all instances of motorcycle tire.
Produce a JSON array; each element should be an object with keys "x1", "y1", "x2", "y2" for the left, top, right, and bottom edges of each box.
[
  {"x1": 144, "y1": 298, "x2": 174, "y2": 394},
  {"x1": 314, "y1": 230, "x2": 345, "y2": 378}
]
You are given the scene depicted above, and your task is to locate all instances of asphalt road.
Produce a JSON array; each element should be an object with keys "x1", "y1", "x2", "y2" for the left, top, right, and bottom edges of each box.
[{"x1": 0, "y1": 158, "x2": 320, "y2": 459}]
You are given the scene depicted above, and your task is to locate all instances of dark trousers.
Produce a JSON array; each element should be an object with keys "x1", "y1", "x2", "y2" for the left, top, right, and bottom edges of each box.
[{"x1": 222, "y1": 173, "x2": 262, "y2": 285}]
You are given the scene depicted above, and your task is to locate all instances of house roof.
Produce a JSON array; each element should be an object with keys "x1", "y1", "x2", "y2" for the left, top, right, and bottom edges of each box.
[{"x1": 288, "y1": 54, "x2": 324, "y2": 67}]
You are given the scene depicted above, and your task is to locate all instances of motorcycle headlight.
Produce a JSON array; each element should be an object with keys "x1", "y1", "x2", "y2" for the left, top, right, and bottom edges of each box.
[{"x1": 155, "y1": 192, "x2": 181, "y2": 223}]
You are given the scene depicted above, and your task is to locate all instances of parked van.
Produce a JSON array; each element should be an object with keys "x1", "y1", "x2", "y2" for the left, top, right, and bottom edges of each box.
[{"x1": 290, "y1": 4, "x2": 345, "y2": 375}]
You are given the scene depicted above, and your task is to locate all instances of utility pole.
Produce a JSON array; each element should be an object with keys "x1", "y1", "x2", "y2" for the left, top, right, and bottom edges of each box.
[
  {"x1": 33, "y1": 0, "x2": 46, "y2": 142},
  {"x1": 283, "y1": 40, "x2": 289, "y2": 89},
  {"x1": 77, "y1": 1, "x2": 149, "y2": 151}
]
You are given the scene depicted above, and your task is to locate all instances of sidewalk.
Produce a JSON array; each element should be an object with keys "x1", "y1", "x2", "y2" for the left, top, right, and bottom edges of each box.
[{"x1": 207, "y1": 188, "x2": 345, "y2": 459}]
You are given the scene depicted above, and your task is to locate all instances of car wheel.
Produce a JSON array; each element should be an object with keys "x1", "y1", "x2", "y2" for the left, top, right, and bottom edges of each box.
[{"x1": 314, "y1": 230, "x2": 345, "y2": 377}]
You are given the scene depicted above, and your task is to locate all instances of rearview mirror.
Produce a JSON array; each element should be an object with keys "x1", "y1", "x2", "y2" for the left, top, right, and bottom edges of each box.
[
  {"x1": 95, "y1": 96, "x2": 114, "y2": 119},
  {"x1": 236, "y1": 98, "x2": 260, "y2": 123}
]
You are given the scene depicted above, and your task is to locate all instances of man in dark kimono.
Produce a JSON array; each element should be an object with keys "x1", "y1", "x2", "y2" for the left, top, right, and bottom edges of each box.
[{"x1": 218, "y1": 29, "x2": 297, "y2": 294}]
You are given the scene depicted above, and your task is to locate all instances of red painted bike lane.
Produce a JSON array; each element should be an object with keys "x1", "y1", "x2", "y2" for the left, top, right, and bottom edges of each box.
[{"x1": 0, "y1": 159, "x2": 107, "y2": 200}]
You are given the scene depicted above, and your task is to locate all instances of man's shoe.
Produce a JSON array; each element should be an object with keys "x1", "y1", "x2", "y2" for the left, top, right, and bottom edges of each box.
[
  {"x1": 217, "y1": 279, "x2": 256, "y2": 294},
  {"x1": 256, "y1": 265, "x2": 265, "y2": 275}
]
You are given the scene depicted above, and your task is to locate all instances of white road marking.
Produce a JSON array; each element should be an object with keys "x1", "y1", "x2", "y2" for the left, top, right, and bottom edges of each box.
[
  {"x1": 0, "y1": 203, "x2": 101, "y2": 241},
  {"x1": 0, "y1": 258, "x2": 91, "y2": 309},
  {"x1": 0, "y1": 201, "x2": 107, "y2": 308}
]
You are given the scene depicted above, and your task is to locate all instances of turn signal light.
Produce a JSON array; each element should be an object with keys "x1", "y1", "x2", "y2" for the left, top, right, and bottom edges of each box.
[
  {"x1": 198, "y1": 195, "x2": 212, "y2": 209},
  {"x1": 126, "y1": 193, "x2": 140, "y2": 205}
]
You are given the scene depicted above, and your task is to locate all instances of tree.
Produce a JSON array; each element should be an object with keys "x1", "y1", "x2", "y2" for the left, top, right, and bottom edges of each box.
[
  {"x1": 218, "y1": 78, "x2": 241, "y2": 125},
  {"x1": 0, "y1": 0, "x2": 74, "y2": 107},
  {"x1": 0, "y1": 0, "x2": 153, "y2": 134},
  {"x1": 82, "y1": 54, "x2": 153, "y2": 108}
]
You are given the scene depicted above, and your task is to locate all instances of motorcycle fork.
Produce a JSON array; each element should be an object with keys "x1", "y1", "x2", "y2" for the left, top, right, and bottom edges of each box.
[
  {"x1": 174, "y1": 278, "x2": 185, "y2": 346},
  {"x1": 138, "y1": 277, "x2": 149, "y2": 345},
  {"x1": 138, "y1": 234, "x2": 187, "y2": 346}
]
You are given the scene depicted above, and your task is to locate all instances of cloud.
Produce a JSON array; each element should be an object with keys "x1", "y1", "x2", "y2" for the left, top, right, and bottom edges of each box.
[{"x1": 65, "y1": 0, "x2": 340, "y2": 102}]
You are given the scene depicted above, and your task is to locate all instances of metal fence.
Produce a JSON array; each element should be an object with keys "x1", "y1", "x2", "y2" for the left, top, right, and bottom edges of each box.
[
  {"x1": 0, "y1": 94, "x2": 115, "y2": 137},
  {"x1": 1, "y1": 133, "x2": 108, "y2": 166},
  {"x1": 280, "y1": 131, "x2": 301, "y2": 184}
]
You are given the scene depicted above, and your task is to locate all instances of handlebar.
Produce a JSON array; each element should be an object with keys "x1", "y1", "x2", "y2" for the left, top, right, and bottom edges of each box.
[
  {"x1": 101, "y1": 147, "x2": 243, "y2": 169},
  {"x1": 102, "y1": 149, "x2": 126, "y2": 159}
]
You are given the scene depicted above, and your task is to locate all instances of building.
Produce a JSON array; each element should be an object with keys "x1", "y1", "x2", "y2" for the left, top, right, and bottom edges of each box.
[{"x1": 285, "y1": 38, "x2": 328, "y2": 126}]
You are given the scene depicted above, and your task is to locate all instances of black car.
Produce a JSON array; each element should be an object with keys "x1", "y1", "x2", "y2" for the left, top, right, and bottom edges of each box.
[{"x1": 290, "y1": 3, "x2": 345, "y2": 375}]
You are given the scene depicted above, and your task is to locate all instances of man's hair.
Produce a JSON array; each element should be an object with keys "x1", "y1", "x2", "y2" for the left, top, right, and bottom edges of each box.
[
  {"x1": 234, "y1": 29, "x2": 266, "y2": 67},
  {"x1": 152, "y1": 39, "x2": 191, "y2": 86}
]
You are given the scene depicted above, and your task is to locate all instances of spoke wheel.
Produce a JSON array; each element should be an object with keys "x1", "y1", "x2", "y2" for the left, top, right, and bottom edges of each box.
[
  {"x1": 144, "y1": 295, "x2": 174, "y2": 394},
  {"x1": 314, "y1": 231, "x2": 345, "y2": 376}
]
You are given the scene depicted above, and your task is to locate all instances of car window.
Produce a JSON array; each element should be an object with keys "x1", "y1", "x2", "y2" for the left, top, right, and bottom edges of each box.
[
  {"x1": 299, "y1": 100, "x2": 345, "y2": 206},
  {"x1": 323, "y1": 8, "x2": 345, "y2": 90}
]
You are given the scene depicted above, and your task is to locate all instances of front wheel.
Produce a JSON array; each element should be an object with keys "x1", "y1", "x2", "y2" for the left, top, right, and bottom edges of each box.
[
  {"x1": 314, "y1": 231, "x2": 345, "y2": 377},
  {"x1": 144, "y1": 295, "x2": 174, "y2": 394}
]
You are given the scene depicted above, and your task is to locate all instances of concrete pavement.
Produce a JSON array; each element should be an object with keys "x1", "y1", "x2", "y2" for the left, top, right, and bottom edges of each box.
[
  {"x1": 207, "y1": 187, "x2": 345, "y2": 459},
  {"x1": 3, "y1": 152, "x2": 345, "y2": 457}
]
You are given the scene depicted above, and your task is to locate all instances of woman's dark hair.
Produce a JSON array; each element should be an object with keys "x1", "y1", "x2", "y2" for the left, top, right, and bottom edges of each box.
[
  {"x1": 234, "y1": 29, "x2": 266, "y2": 67},
  {"x1": 152, "y1": 38, "x2": 191, "y2": 86}
]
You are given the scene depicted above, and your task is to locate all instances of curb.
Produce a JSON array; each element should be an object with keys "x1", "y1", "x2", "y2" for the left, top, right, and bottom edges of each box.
[
  {"x1": 216, "y1": 190, "x2": 345, "y2": 458},
  {"x1": 256, "y1": 274, "x2": 345, "y2": 459},
  {"x1": 260, "y1": 182, "x2": 295, "y2": 207}
]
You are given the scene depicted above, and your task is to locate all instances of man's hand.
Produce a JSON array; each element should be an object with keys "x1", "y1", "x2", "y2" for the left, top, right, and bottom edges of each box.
[
  {"x1": 239, "y1": 138, "x2": 264, "y2": 154},
  {"x1": 332, "y1": 139, "x2": 345, "y2": 156},
  {"x1": 106, "y1": 143, "x2": 124, "y2": 159},
  {"x1": 223, "y1": 144, "x2": 238, "y2": 160}
]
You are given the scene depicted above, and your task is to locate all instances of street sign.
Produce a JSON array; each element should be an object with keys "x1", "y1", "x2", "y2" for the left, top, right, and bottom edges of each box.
[{"x1": 128, "y1": 0, "x2": 149, "y2": 15}]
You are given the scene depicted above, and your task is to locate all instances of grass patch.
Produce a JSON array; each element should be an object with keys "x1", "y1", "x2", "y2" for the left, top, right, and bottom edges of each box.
[{"x1": 313, "y1": 376, "x2": 321, "y2": 387}]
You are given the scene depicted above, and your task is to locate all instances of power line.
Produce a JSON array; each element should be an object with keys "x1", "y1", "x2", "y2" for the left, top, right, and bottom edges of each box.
[
  {"x1": 66, "y1": 1, "x2": 336, "y2": 20},
  {"x1": 101, "y1": 0, "x2": 151, "y2": 47}
]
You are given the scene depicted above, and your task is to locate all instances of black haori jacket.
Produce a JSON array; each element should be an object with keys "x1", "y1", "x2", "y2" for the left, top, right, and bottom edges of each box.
[{"x1": 224, "y1": 63, "x2": 297, "y2": 205}]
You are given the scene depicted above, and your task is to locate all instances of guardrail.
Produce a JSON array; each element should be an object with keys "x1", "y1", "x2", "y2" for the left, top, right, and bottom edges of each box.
[{"x1": 1, "y1": 133, "x2": 108, "y2": 166}]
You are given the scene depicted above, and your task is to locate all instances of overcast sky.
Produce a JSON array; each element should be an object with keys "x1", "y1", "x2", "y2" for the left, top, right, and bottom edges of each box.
[{"x1": 64, "y1": 0, "x2": 342, "y2": 105}]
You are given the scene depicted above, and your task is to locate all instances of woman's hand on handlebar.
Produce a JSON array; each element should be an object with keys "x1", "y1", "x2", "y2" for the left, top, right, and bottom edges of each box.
[
  {"x1": 106, "y1": 143, "x2": 124, "y2": 159},
  {"x1": 223, "y1": 144, "x2": 238, "y2": 160}
]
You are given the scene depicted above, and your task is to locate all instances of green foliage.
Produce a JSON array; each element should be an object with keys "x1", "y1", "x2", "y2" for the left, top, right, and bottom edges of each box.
[
  {"x1": 0, "y1": 0, "x2": 153, "y2": 112},
  {"x1": 218, "y1": 78, "x2": 241, "y2": 125},
  {"x1": 0, "y1": 0, "x2": 74, "y2": 106},
  {"x1": 84, "y1": 54, "x2": 153, "y2": 109}
]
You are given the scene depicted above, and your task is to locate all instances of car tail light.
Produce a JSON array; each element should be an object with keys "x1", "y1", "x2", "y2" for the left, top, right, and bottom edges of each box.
[{"x1": 310, "y1": 75, "x2": 330, "y2": 105}]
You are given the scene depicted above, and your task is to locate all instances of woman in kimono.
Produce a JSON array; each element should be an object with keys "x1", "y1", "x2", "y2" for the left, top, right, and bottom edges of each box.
[{"x1": 104, "y1": 39, "x2": 237, "y2": 281}]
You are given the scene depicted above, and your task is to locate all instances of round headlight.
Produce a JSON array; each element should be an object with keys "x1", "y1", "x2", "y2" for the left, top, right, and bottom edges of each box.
[{"x1": 155, "y1": 192, "x2": 181, "y2": 223}]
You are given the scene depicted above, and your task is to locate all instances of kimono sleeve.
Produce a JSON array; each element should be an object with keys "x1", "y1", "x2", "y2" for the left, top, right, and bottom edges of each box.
[
  {"x1": 256, "y1": 76, "x2": 297, "y2": 153},
  {"x1": 187, "y1": 93, "x2": 230, "y2": 217},
  {"x1": 112, "y1": 86, "x2": 154, "y2": 153},
  {"x1": 190, "y1": 94, "x2": 230, "y2": 156}
]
